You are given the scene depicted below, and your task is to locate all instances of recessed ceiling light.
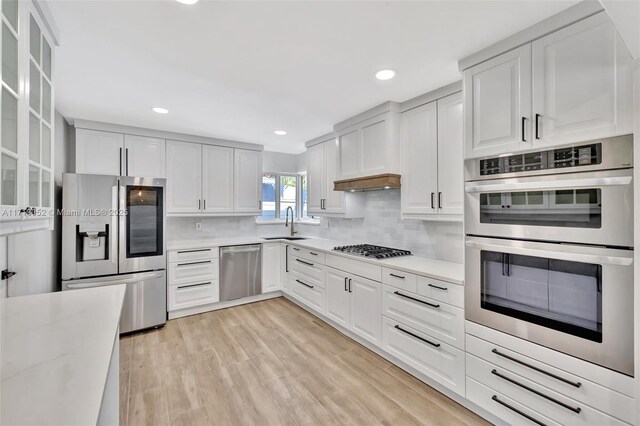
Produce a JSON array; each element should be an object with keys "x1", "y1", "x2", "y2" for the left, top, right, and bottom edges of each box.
[
  {"x1": 176, "y1": 0, "x2": 199, "y2": 4},
  {"x1": 274, "y1": 130, "x2": 287, "y2": 136},
  {"x1": 375, "y1": 69, "x2": 396, "y2": 81},
  {"x1": 152, "y1": 107, "x2": 169, "y2": 114}
]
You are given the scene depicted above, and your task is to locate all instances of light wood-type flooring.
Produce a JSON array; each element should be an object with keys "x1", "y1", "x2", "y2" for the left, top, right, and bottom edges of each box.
[{"x1": 119, "y1": 297, "x2": 488, "y2": 426}]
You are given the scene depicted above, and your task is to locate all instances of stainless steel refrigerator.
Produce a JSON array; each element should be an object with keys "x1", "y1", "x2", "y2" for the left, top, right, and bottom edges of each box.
[{"x1": 61, "y1": 173, "x2": 167, "y2": 333}]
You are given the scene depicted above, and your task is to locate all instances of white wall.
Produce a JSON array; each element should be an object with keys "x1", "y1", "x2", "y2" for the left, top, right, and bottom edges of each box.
[
  {"x1": 263, "y1": 151, "x2": 300, "y2": 174},
  {"x1": 5, "y1": 111, "x2": 69, "y2": 296}
]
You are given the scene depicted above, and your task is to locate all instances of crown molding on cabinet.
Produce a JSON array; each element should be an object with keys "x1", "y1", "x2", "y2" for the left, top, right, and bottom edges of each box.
[
  {"x1": 71, "y1": 119, "x2": 264, "y2": 152},
  {"x1": 458, "y1": 0, "x2": 604, "y2": 71},
  {"x1": 333, "y1": 101, "x2": 400, "y2": 133},
  {"x1": 399, "y1": 81, "x2": 462, "y2": 113},
  {"x1": 305, "y1": 132, "x2": 335, "y2": 149}
]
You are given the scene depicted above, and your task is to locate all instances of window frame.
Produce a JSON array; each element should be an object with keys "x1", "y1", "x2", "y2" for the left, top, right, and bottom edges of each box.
[{"x1": 256, "y1": 172, "x2": 319, "y2": 224}]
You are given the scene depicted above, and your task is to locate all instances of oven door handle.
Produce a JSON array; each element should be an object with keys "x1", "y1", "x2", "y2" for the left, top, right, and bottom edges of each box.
[
  {"x1": 466, "y1": 238, "x2": 633, "y2": 266},
  {"x1": 465, "y1": 175, "x2": 631, "y2": 193}
]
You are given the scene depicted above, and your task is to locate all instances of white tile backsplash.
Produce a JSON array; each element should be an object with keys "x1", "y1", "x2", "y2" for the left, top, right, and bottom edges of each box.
[{"x1": 167, "y1": 189, "x2": 463, "y2": 263}]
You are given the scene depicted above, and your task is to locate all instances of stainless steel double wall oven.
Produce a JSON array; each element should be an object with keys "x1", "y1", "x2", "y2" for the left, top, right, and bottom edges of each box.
[{"x1": 464, "y1": 136, "x2": 634, "y2": 376}]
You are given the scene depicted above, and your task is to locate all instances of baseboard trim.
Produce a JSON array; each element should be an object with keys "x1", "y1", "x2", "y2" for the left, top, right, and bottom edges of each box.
[{"x1": 168, "y1": 291, "x2": 283, "y2": 320}]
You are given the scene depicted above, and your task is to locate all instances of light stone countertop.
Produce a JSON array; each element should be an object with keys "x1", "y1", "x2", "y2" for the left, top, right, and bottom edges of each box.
[
  {"x1": 168, "y1": 236, "x2": 464, "y2": 284},
  {"x1": 1, "y1": 285, "x2": 126, "y2": 425}
]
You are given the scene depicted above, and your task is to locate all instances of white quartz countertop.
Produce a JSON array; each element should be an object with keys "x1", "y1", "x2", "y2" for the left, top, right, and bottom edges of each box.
[
  {"x1": 168, "y1": 236, "x2": 464, "y2": 284},
  {"x1": 1, "y1": 285, "x2": 126, "y2": 426}
]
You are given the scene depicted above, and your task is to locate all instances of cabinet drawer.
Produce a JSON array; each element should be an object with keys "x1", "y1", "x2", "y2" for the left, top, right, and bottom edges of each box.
[
  {"x1": 325, "y1": 253, "x2": 382, "y2": 282},
  {"x1": 289, "y1": 275, "x2": 325, "y2": 313},
  {"x1": 168, "y1": 247, "x2": 218, "y2": 263},
  {"x1": 169, "y1": 259, "x2": 218, "y2": 285},
  {"x1": 382, "y1": 268, "x2": 417, "y2": 293},
  {"x1": 467, "y1": 377, "x2": 561, "y2": 426},
  {"x1": 289, "y1": 245, "x2": 325, "y2": 263},
  {"x1": 381, "y1": 316, "x2": 465, "y2": 396},
  {"x1": 466, "y1": 334, "x2": 634, "y2": 424},
  {"x1": 382, "y1": 285, "x2": 464, "y2": 350},
  {"x1": 467, "y1": 354, "x2": 628, "y2": 426},
  {"x1": 289, "y1": 255, "x2": 324, "y2": 288},
  {"x1": 416, "y1": 276, "x2": 464, "y2": 308},
  {"x1": 168, "y1": 280, "x2": 219, "y2": 311}
]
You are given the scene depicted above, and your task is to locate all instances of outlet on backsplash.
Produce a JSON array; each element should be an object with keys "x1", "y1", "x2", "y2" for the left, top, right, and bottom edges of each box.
[{"x1": 195, "y1": 222, "x2": 202, "y2": 231}]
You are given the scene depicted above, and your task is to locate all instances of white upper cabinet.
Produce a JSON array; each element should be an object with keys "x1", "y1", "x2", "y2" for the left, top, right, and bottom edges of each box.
[
  {"x1": 166, "y1": 140, "x2": 201, "y2": 214},
  {"x1": 335, "y1": 103, "x2": 401, "y2": 180},
  {"x1": 531, "y1": 13, "x2": 632, "y2": 147},
  {"x1": 202, "y1": 145, "x2": 233, "y2": 213},
  {"x1": 233, "y1": 149, "x2": 262, "y2": 213},
  {"x1": 306, "y1": 141, "x2": 325, "y2": 213},
  {"x1": 75, "y1": 129, "x2": 124, "y2": 176},
  {"x1": 400, "y1": 91, "x2": 463, "y2": 220},
  {"x1": 464, "y1": 45, "x2": 532, "y2": 159},
  {"x1": 124, "y1": 135, "x2": 165, "y2": 178},
  {"x1": 323, "y1": 139, "x2": 345, "y2": 213},
  {"x1": 463, "y1": 12, "x2": 632, "y2": 159}
]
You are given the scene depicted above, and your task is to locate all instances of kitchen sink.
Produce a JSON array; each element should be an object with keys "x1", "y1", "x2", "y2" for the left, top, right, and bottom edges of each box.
[{"x1": 263, "y1": 237, "x2": 307, "y2": 241}]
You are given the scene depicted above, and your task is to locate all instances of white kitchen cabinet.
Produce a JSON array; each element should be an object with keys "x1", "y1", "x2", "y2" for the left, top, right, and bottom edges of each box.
[
  {"x1": 464, "y1": 45, "x2": 532, "y2": 159},
  {"x1": 262, "y1": 242, "x2": 281, "y2": 293},
  {"x1": 124, "y1": 135, "x2": 166, "y2": 178},
  {"x1": 337, "y1": 129, "x2": 360, "y2": 179},
  {"x1": 166, "y1": 140, "x2": 201, "y2": 214},
  {"x1": 306, "y1": 142, "x2": 325, "y2": 213},
  {"x1": 401, "y1": 92, "x2": 463, "y2": 219},
  {"x1": 75, "y1": 129, "x2": 124, "y2": 176},
  {"x1": 463, "y1": 12, "x2": 632, "y2": 159},
  {"x1": 202, "y1": 145, "x2": 233, "y2": 213},
  {"x1": 325, "y1": 268, "x2": 350, "y2": 328},
  {"x1": 531, "y1": 13, "x2": 633, "y2": 147},
  {"x1": 233, "y1": 149, "x2": 262, "y2": 213}
]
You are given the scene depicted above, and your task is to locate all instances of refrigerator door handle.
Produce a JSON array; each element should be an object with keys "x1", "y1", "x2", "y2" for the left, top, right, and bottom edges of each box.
[
  {"x1": 111, "y1": 184, "x2": 119, "y2": 265},
  {"x1": 65, "y1": 271, "x2": 165, "y2": 289}
]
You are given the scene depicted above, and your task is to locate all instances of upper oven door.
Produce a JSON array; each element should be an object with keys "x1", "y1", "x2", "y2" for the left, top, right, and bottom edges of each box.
[
  {"x1": 465, "y1": 168, "x2": 633, "y2": 247},
  {"x1": 465, "y1": 236, "x2": 634, "y2": 376},
  {"x1": 119, "y1": 176, "x2": 167, "y2": 274}
]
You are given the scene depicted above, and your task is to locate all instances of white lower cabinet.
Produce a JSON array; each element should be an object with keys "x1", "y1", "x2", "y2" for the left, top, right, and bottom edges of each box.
[
  {"x1": 167, "y1": 247, "x2": 219, "y2": 314},
  {"x1": 349, "y1": 275, "x2": 382, "y2": 346},
  {"x1": 262, "y1": 242, "x2": 281, "y2": 293},
  {"x1": 325, "y1": 268, "x2": 350, "y2": 328},
  {"x1": 168, "y1": 281, "x2": 219, "y2": 311},
  {"x1": 289, "y1": 273, "x2": 325, "y2": 313},
  {"x1": 382, "y1": 316, "x2": 465, "y2": 396}
]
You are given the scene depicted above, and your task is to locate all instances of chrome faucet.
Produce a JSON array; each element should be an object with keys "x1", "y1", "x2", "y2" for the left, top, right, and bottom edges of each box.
[{"x1": 285, "y1": 206, "x2": 297, "y2": 237}]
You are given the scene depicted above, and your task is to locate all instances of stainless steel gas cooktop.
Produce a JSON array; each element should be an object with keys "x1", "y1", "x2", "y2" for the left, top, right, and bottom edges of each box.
[{"x1": 333, "y1": 244, "x2": 412, "y2": 259}]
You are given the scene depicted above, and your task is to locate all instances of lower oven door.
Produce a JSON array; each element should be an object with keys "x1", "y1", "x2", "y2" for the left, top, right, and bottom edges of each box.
[
  {"x1": 465, "y1": 236, "x2": 634, "y2": 376},
  {"x1": 465, "y1": 168, "x2": 633, "y2": 247}
]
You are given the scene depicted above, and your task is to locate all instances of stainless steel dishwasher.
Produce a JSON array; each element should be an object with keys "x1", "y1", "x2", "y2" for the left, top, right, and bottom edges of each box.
[{"x1": 219, "y1": 244, "x2": 262, "y2": 301}]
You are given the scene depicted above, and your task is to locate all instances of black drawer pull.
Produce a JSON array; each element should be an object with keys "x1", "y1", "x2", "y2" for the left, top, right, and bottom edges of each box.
[
  {"x1": 491, "y1": 349, "x2": 581, "y2": 388},
  {"x1": 177, "y1": 248, "x2": 211, "y2": 254},
  {"x1": 491, "y1": 369, "x2": 581, "y2": 414},
  {"x1": 492, "y1": 395, "x2": 547, "y2": 426},
  {"x1": 292, "y1": 247, "x2": 300, "y2": 251},
  {"x1": 296, "y1": 279, "x2": 313, "y2": 289},
  {"x1": 295, "y1": 258, "x2": 314, "y2": 266},
  {"x1": 344, "y1": 277, "x2": 348, "y2": 292},
  {"x1": 394, "y1": 291, "x2": 440, "y2": 308},
  {"x1": 177, "y1": 281, "x2": 211, "y2": 289},
  {"x1": 389, "y1": 273, "x2": 405, "y2": 279},
  {"x1": 309, "y1": 252, "x2": 318, "y2": 256},
  {"x1": 177, "y1": 260, "x2": 212, "y2": 267},
  {"x1": 394, "y1": 325, "x2": 440, "y2": 347},
  {"x1": 427, "y1": 283, "x2": 448, "y2": 291}
]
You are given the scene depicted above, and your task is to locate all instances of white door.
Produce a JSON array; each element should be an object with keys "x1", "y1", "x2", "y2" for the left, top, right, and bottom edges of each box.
[
  {"x1": 349, "y1": 275, "x2": 382, "y2": 346},
  {"x1": 360, "y1": 117, "x2": 387, "y2": 176},
  {"x1": 401, "y1": 101, "x2": 438, "y2": 216},
  {"x1": 202, "y1": 145, "x2": 234, "y2": 213},
  {"x1": 306, "y1": 142, "x2": 325, "y2": 214},
  {"x1": 261, "y1": 243, "x2": 281, "y2": 293},
  {"x1": 124, "y1": 135, "x2": 165, "y2": 177},
  {"x1": 166, "y1": 140, "x2": 201, "y2": 213},
  {"x1": 464, "y1": 44, "x2": 532, "y2": 159},
  {"x1": 337, "y1": 129, "x2": 360, "y2": 179},
  {"x1": 234, "y1": 149, "x2": 262, "y2": 213},
  {"x1": 325, "y1": 268, "x2": 350, "y2": 328},
  {"x1": 436, "y1": 92, "x2": 464, "y2": 215},
  {"x1": 323, "y1": 139, "x2": 345, "y2": 213},
  {"x1": 532, "y1": 13, "x2": 633, "y2": 147},
  {"x1": 75, "y1": 129, "x2": 123, "y2": 175}
]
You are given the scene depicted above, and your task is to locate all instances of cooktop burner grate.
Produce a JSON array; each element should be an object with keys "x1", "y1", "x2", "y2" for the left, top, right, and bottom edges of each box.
[{"x1": 332, "y1": 244, "x2": 412, "y2": 259}]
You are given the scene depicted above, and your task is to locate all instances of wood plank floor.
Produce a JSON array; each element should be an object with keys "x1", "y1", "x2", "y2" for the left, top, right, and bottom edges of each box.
[{"x1": 119, "y1": 297, "x2": 489, "y2": 426}]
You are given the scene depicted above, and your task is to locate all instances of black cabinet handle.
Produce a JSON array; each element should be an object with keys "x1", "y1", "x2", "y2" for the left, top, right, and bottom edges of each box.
[
  {"x1": 491, "y1": 396, "x2": 547, "y2": 426},
  {"x1": 389, "y1": 273, "x2": 405, "y2": 279},
  {"x1": 285, "y1": 246, "x2": 289, "y2": 272},
  {"x1": 428, "y1": 283, "x2": 448, "y2": 291},
  {"x1": 491, "y1": 369, "x2": 581, "y2": 413},
  {"x1": 203, "y1": 199, "x2": 206, "y2": 210},
  {"x1": 394, "y1": 325, "x2": 440, "y2": 347},
  {"x1": 119, "y1": 147, "x2": 123, "y2": 175},
  {"x1": 348, "y1": 278, "x2": 352, "y2": 293},
  {"x1": 177, "y1": 260, "x2": 212, "y2": 267},
  {"x1": 177, "y1": 248, "x2": 211, "y2": 254},
  {"x1": 521, "y1": 117, "x2": 527, "y2": 142},
  {"x1": 394, "y1": 291, "x2": 440, "y2": 309},
  {"x1": 296, "y1": 279, "x2": 313, "y2": 289},
  {"x1": 491, "y1": 349, "x2": 581, "y2": 388},
  {"x1": 295, "y1": 258, "x2": 314, "y2": 266},
  {"x1": 198, "y1": 199, "x2": 201, "y2": 210},
  {"x1": 430, "y1": 192, "x2": 435, "y2": 209},
  {"x1": 535, "y1": 113, "x2": 541, "y2": 139},
  {"x1": 438, "y1": 192, "x2": 442, "y2": 209},
  {"x1": 177, "y1": 281, "x2": 211, "y2": 289},
  {"x1": 125, "y1": 148, "x2": 129, "y2": 176},
  {"x1": 309, "y1": 252, "x2": 318, "y2": 256},
  {"x1": 292, "y1": 247, "x2": 300, "y2": 251},
  {"x1": 344, "y1": 277, "x2": 348, "y2": 292}
]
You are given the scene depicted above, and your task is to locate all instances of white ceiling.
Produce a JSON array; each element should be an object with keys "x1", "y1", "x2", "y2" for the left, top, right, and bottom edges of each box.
[{"x1": 50, "y1": 0, "x2": 580, "y2": 154}]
